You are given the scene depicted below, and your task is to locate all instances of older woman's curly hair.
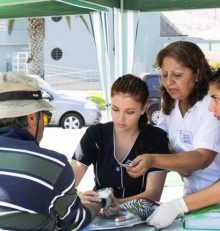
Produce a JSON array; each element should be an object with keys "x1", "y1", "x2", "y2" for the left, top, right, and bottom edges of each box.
[{"x1": 155, "y1": 41, "x2": 212, "y2": 115}]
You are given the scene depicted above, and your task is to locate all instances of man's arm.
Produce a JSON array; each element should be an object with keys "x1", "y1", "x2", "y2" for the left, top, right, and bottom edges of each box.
[
  {"x1": 50, "y1": 161, "x2": 99, "y2": 230},
  {"x1": 84, "y1": 201, "x2": 102, "y2": 219}
]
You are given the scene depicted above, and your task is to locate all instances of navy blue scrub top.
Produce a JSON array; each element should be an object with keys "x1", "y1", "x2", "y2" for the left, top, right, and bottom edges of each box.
[{"x1": 72, "y1": 122, "x2": 169, "y2": 198}]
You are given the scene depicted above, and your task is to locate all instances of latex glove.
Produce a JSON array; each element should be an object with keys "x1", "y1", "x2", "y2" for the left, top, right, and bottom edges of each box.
[{"x1": 147, "y1": 198, "x2": 189, "y2": 229}]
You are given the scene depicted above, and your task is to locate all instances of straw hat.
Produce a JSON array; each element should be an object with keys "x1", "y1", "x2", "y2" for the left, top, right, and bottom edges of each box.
[{"x1": 0, "y1": 72, "x2": 54, "y2": 119}]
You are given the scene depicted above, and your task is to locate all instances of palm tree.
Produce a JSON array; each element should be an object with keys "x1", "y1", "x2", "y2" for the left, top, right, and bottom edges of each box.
[
  {"x1": 28, "y1": 18, "x2": 45, "y2": 78},
  {"x1": 8, "y1": 17, "x2": 45, "y2": 79}
]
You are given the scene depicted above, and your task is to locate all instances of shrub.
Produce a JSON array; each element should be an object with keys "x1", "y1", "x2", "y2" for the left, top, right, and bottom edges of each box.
[{"x1": 88, "y1": 92, "x2": 106, "y2": 110}]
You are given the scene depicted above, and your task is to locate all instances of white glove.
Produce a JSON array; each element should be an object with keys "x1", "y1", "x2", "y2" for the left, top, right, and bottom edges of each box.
[{"x1": 147, "y1": 198, "x2": 189, "y2": 229}]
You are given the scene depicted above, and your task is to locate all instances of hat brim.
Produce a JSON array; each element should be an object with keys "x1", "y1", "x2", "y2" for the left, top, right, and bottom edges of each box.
[{"x1": 0, "y1": 99, "x2": 54, "y2": 119}]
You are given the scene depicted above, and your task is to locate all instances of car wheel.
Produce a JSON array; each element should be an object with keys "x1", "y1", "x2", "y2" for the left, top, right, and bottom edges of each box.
[
  {"x1": 60, "y1": 113, "x2": 83, "y2": 129},
  {"x1": 148, "y1": 105, "x2": 160, "y2": 125}
]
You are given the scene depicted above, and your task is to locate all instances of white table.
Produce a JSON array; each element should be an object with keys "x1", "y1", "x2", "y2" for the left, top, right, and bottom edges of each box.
[{"x1": 83, "y1": 219, "x2": 200, "y2": 231}]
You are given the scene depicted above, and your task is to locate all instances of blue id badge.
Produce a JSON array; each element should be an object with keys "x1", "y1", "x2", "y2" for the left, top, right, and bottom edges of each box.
[{"x1": 179, "y1": 130, "x2": 193, "y2": 144}]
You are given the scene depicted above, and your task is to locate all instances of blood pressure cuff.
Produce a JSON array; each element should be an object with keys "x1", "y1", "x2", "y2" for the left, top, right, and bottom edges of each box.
[{"x1": 120, "y1": 197, "x2": 159, "y2": 220}]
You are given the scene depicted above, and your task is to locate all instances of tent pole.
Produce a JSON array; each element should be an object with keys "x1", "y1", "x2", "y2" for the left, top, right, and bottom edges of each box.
[{"x1": 120, "y1": 0, "x2": 124, "y2": 76}]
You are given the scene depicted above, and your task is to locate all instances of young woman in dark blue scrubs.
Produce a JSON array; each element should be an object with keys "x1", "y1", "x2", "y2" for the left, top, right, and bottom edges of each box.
[{"x1": 71, "y1": 74, "x2": 169, "y2": 204}]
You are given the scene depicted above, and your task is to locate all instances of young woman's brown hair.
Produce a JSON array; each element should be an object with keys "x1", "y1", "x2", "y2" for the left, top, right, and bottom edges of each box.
[{"x1": 111, "y1": 74, "x2": 149, "y2": 129}]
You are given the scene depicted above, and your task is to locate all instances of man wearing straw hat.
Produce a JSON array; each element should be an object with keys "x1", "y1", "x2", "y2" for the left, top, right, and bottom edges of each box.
[{"x1": 0, "y1": 72, "x2": 116, "y2": 230}]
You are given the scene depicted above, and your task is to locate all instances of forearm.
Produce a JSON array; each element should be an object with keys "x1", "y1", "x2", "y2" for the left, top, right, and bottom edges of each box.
[
  {"x1": 119, "y1": 190, "x2": 159, "y2": 204},
  {"x1": 85, "y1": 202, "x2": 102, "y2": 219},
  {"x1": 71, "y1": 160, "x2": 88, "y2": 186},
  {"x1": 152, "y1": 150, "x2": 215, "y2": 172},
  {"x1": 184, "y1": 180, "x2": 220, "y2": 211},
  {"x1": 119, "y1": 192, "x2": 146, "y2": 204}
]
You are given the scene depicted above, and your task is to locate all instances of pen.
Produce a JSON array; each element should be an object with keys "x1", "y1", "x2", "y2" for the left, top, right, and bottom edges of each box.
[{"x1": 115, "y1": 213, "x2": 136, "y2": 222}]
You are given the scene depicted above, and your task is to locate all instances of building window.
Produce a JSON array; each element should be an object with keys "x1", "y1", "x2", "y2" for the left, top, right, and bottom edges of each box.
[
  {"x1": 51, "y1": 17, "x2": 62, "y2": 22},
  {"x1": 51, "y1": 48, "x2": 63, "y2": 60}
]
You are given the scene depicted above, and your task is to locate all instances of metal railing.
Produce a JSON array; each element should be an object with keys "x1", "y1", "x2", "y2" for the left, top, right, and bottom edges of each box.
[
  {"x1": 45, "y1": 64, "x2": 100, "y2": 82},
  {"x1": 12, "y1": 52, "x2": 28, "y2": 74}
]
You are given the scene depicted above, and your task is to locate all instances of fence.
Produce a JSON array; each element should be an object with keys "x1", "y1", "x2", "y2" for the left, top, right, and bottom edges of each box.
[{"x1": 45, "y1": 64, "x2": 100, "y2": 81}]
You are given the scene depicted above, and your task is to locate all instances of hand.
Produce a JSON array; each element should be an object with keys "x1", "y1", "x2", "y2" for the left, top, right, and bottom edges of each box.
[
  {"x1": 78, "y1": 190, "x2": 101, "y2": 205},
  {"x1": 147, "y1": 198, "x2": 189, "y2": 229},
  {"x1": 126, "y1": 154, "x2": 154, "y2": 178},
  {"x1": 102, "y1": 194, "x2": 120, "y2": 217}
]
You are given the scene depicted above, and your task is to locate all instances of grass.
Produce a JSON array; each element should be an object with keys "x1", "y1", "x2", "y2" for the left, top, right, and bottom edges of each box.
[{"x1": 88, "y1": 91, "x2": 106, "y2": 110}]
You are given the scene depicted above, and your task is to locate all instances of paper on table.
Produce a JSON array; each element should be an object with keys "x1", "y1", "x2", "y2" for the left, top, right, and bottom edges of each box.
[
  {"x1": 183, "y1": 204, "x2": 220, "y2": 230},
  {"x1": 86, "y1": 211, "x2": 146, "y2": 230}
]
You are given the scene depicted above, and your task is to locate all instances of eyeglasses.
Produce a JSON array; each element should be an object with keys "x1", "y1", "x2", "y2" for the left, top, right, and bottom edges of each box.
[{"x1": 42, "y1": 111, "x2": 52, "y2": 126}]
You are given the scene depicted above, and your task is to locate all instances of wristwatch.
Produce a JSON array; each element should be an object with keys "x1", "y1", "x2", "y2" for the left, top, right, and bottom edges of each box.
[{"x1": 97, "y1": 188, "x2": 112, "y2": 209}]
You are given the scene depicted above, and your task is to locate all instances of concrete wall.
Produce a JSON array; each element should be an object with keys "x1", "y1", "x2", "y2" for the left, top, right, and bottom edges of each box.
[
  {"x1": 0, "y1": 19, "x2": 28, "y2": 72},
  {"x1": 45, "y1": 16, "x2": 99, "y2": 70}
]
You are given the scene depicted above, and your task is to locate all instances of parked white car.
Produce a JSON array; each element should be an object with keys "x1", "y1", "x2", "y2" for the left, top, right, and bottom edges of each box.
[{"x1": 33, "y1": 76, "x2": 102, "y2": 129}]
